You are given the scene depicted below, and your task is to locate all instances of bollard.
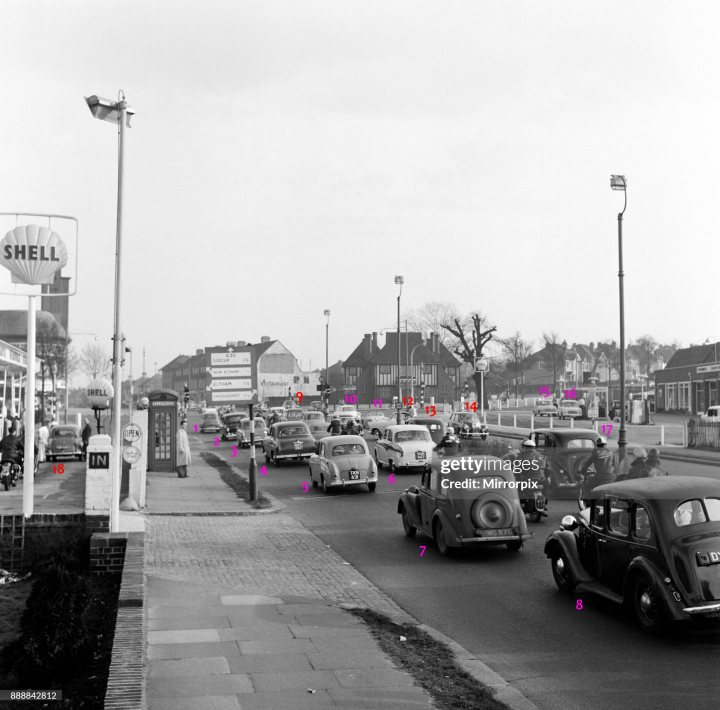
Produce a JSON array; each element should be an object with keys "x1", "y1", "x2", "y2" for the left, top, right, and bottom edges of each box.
[
  {"x1": 549, "y1": 417, "x2": 553, "y2": 429},
  {"x1": 497, "y1": 412, "x2": 501, "y2": 426},
  {"x1": 660, "y1": 425, "x2": 665, "y2": 447},
  {"x1": 513, "y1": 414, "x2": 517, "y2": 428},
  {"x1": 570, "y1": 417, "x2": 574, "y2": 428},
  {"x1": 530, "y1": 414, "x2": 534, "y2": 430}
]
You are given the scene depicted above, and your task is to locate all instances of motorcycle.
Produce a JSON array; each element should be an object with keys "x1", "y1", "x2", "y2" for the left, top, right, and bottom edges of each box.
[
  {"x1": 517, "y1": 465, "x2": 549, "y2": 523},
  {"x1": 0, "y1": 458, "x2": 21, "y2": 491}
]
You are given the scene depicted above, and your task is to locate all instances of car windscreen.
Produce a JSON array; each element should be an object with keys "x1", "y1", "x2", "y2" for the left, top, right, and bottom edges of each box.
[
  {"x1": 51, "y1": 429, "x2": 77, "y2": 438},
  {"x1": 278, "y1": 426, "x2": 308, "y2": 438},
  {"x1": 332, "y1": 443, "x2": 367, "y2": 456},
  {"x1": 395, "y1": 430, "x2": 431, "y2": 443},
  {"x1": 202, "y1": 414, "x2": 219, "y2": 422},
  {"x1": 566, "y1": 439, "x2": 594, "y2": 449}
]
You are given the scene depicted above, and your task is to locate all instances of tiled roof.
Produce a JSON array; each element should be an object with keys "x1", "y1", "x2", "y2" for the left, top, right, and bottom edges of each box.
[{"x1": 665, "y1": 344, "x2": 715, "y2": 369}]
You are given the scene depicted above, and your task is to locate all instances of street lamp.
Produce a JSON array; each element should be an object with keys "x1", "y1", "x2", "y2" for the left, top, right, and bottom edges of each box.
[
  {"x1": 394, "y1": 276, "x2": 404, "y2": 423},
  {"x1": 324, "y1": 310, "x2": 330, "y2": 412},
  {"x1": 611, "y1": 174, "x2": 628, "y2": 459},
  {"x1": 86, "y1": 91, "x2": 133, "y2": 533}
]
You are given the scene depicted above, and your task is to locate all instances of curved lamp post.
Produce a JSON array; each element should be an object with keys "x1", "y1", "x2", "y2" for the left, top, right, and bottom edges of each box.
[
  {"x1": 611, "y1": 174, "x2": 628, "y2": 459},
  {"x1": 394, "y1": 276, "x2": 404, "y2": 423},
  {"x1": 323, "y1": 310, "x2": 330, "y2": 412}
]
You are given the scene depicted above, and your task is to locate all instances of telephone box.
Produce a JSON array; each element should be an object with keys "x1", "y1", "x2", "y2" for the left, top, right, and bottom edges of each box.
[{"x1": 147, "y1": 389, "x2": 179, "y2": 472}]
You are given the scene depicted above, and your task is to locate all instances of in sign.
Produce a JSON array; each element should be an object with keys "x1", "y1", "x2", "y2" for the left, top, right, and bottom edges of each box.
[{"x1": 89, "y1": 452, "x2": 109, "y2": 469}]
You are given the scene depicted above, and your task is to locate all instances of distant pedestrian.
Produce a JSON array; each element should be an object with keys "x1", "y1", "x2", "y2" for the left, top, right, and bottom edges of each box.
[
  {"x1": 177, "y1": 420, "x2": 191, "y2": 478},
  {"x1": 81, "y1": 418, "x2": 92, "y2": 461},
  {"x1": 644, "y1": 448, "x2": 669, "y2": 477},
  {"x1": 38, "y1": 421, "x2": 49, "y2": 463}
]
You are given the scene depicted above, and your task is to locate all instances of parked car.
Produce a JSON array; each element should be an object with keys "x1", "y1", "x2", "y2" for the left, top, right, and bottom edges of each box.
[
  {"x1": 236, "y1": 417, "x2": 267, "y2": 449},
  {"x1": 374, "y1": 425, "x2": 434, "y2": 473},
  {"x1": 448, "y1": 411, "x2": 485, "y2": 438},
  {"x1": 263, "y1": 422, "x2": 316, "y2": 464},
  {"x1": 398, "y1": 454, "x2": 529, "y2": 555},
  {"x1": 200, "y1": 410, "x2": 222, "y2": 433},
  {"x1": 219, "y1": 412, "x2": 248, "y2": 440},
  {"x1": 557, "y1": 400, "x2": 582, "y2": 419},
  {"x1": 309, "y1": 435, "x2": 378, "y2": 493},
  {"x1": 533, "y1": 400, "x2": 558, "y2": 417},
  {"x1": 545, "y1": 476, "x2": 720, "y2": 631},
  {"x1": 409, "y1": 416, "x2": 446, "y2": 445},
  {"x1": 47, "y1": 424, "x2": 83, "y2": 462},
  {"x1": 529, "y1": 428, "x2": 600, "y2": 496},
  {"x1": 701, "y1": 406, "x2": 720, "y2": 420},
  {"x1": 303, "y1": 411, "x2": 328, "y2": 439}
]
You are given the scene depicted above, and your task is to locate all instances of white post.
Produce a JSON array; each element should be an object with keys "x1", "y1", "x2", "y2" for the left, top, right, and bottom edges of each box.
[
  {"x1": 570, "y1": 417, "x2": 574, "y2": 428},
  {"x1": 549, "y1": 416, "x2": 554, "y2": 429},
  {"x1": 23, "y1": 296, "x2": 37, "y2": 518},
  {"x1": 513, "y1": 413, "x2": 517, "y2": 428},
  {"x1": 497, "y1": 412, "x2": 501, "y2": 426},
  {"x1": 480, "y1": 371, "x2": 485, "y2": 419},
  {"x1": 530, "y1": 414, "x2": 534, "y2": 430},
  {"x1": 660, "y1": 425, "x2": 665, "y2": 446}
]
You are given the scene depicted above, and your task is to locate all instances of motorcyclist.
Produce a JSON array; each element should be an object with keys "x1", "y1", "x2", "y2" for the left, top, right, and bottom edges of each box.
[
  {"x1": 616, "y1": 447, "x2": 649, "y2": 481},
  {"x1": 501, "y1": 444, "x2": 518, "y2": 462},
  {"x1": 0, "y1": 429, "x2": 23, "y2": 465},
  {"x1": 578, "y1": 436, "x2": 616, "y2": 498},
  {"x1": 644, "y1": 448, "x2": 669, "y2": 477},
  {"x1": 434, "y1": 426, "x2": 462, "y2": 454},
  {"x1": 327, "y1": 417, "x2": 343, "y2": 435}
]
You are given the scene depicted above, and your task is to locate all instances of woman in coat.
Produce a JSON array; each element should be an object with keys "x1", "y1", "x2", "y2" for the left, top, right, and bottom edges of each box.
[{"x1": 177, "y1": 420, "x2": 191, "y2": 478}]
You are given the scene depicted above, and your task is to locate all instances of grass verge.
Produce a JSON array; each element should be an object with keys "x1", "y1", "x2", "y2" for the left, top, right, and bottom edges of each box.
[
  {"x1": 201, "y1": 451, "x2": 273, "y2": 508},
  {"x1": 351, "y1": 608, "x2": 511, "y2": 710}
]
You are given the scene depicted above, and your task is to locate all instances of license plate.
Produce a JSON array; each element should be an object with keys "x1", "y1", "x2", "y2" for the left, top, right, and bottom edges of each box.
[
  {"x1": 415, "y1": 451, "x2": 426, "y2": 460},
  {"x1": 294, "y1": 441, "x2": 303, "y2": 450},
  {"x1": 697, "y1": 551, "x2": 720, "y2": 566},
  {"x1": 479, "y1": 528, "x2": 516, "y2": 537},
  {"x1": 349, "y1": 470, "x2": 360, "y2": 480}
]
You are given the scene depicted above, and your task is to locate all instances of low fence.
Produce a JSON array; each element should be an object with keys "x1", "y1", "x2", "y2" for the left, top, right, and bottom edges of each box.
[{"x1": 687, "y1": 417, "x2": 720, "y2": 450}]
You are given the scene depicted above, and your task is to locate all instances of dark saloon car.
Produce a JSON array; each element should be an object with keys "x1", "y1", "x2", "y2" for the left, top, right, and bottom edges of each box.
[
  {"x1": 410, "y1": 417, "x2": 446, "y2": 445},
  {"x1": 219, "y1": 412, "x2": 248, "y2": 441},
  {"x1": 398, "y1": 454, "x2": 529, "y2": 556},
  {"x1": 448, "y1": 411, "x2": 486, "y2": 438},
  {"x1": 544, "y1": 476, "x2": 720, "y2": 631},
  {"x1": 263, "y1": 422, "x2": 316, "y2": 464},
  {"x1": 47, "y1": 424, "x2": 83, "y2": 462}
]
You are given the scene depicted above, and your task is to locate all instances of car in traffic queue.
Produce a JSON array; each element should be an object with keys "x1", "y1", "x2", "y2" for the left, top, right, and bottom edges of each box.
[
  {"x1": 236, "y1": 417, "x2": 267, "y2": 449},
  {"x1": 285, "y1": 408, "x2": 305, "y2": 422},
  {"x1": 544, "y1": 476, "x2": 720, "y2": 631},
  {"x1": 448, "y1": 411, "x2": 486, "y2": 438},
  {"x1": 47, "y1": 424, "x2": 83, "y2": 462},
  {"x1": 557, "y1": 399, "x2": 582, "y2": 419},
  {"x1": 397, "y1": 454, "x2": 529, "y2": 556},
  {"x1": 533, "y1": 400, "x2": 558, "y2": 417},
  {"x1": 310, "y1": 400, "x2": 323, "y2": 411},
  {"x1": 364, "y1": 412, "x2": 393, "y2": 438},
  {"x1": 374, "y1": 424, "x2": 434, "y2": 473},
  {"x1": 303, "y1": 410, "x2": 328, "y2": 439},
  {"x1": 200, "y1": 409, "x2": 222, "y2": 433},
  {"x1": 219, "y1": 412, "x2": 248, "y2": 440},
  {"x1": 409, "y1": 416, "x2": 446, "y2": 445},
  {"x1": 263, "y1": 422, "x2": 316, "y2": 464},
  {"x1": 528, "y1": 428, "x2": 600, "y2": 496},
  {"x1": 309, "y1": 435, "x2": 378, "y2": 493},
  {"x1": 334, "y1": 404, "x2": 362, "y2": 425}
]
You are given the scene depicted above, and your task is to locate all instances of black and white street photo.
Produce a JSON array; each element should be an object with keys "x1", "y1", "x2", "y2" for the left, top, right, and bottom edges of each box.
[{"x1": 2, "y1": 2, "x2": 720, "y2": 709}]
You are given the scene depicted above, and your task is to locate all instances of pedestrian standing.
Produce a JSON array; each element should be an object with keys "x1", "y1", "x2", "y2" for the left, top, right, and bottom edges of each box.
[
  {"x1": 81, "y1": 418, "x2": 92, "y2": 461},
  {"x1": 177, "y1": 419, "x2": 191, "y2": 478},
  {"x1": 38, "y1": 421, "x2": 49, "y2": 463}
]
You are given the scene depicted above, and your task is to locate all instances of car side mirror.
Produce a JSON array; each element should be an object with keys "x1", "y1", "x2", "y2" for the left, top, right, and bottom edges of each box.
[{"x1": 561, "y1": 515, "x2": 578, "y2": 531}]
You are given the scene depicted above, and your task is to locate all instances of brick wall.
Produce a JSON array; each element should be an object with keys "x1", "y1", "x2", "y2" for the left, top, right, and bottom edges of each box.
[{"x1": 89, "y1": 532, "x2": 128, "y2": 575}]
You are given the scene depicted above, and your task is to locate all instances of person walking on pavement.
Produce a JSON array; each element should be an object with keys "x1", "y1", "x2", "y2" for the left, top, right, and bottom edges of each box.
[
  {"x1": 38, "y1": 420, "x2": 49, "y2": 463},
  {"x1": 81, "y1": 418, "x2": 92, "y2": 461},
  {"x1": 644, "y1": 447, "x2": 669, "y2": 477},
  {"x1": 176, "y1": 419, "x2": 191, "y2": 478}
]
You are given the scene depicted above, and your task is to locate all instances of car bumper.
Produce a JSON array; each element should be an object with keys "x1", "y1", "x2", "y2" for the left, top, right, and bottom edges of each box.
[
  {"x1": 456, "y1": 533, "x2": 527, "y2": 544},
  {"x1": 328, "y1": 477, "x2": 376, "y2": 488},
  {"x1": 682, "y1": 602, "x2": 720, "y2": 616},
  {"x1": 48, "y1": 450, "x2": 81, "y2": 458},
  {"x1": 276, "y1": 452, "x2": 313, "y2": 460}
]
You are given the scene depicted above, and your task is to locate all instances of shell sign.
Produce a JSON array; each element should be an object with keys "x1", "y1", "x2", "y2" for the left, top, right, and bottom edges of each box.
[{"x1": 0, "y1": 225, "x2": 68, "y2": 285}]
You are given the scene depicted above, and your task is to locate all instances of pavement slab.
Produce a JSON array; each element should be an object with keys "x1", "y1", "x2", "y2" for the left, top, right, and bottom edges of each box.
[{"x1": 147, "y1": 695, "x2": 243, "y2": 710}]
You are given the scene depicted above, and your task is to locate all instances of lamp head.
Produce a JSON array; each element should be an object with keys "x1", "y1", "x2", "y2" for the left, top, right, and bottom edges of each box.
[
  {"x1": 324, "y1": 309, "x2": 330, "y2": 317},
  {"x1": 85, "y1": 94, "x2": 134, "y2": 127},
  {"x1": 394, "y1": 275, "x2": 404, "y2": 285},
  {"x1": 610, "y1": 174, "x2": 627, "y2": 191}
]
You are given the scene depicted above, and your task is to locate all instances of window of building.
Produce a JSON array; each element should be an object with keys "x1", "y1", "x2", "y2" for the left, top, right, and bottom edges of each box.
[
  {"x1": 666, "y1": 383, "x2": 677, "y2": 410},
  {"x1": 303, "y1": 376, "x2": 309, "y2": 384},
  {"x1": 678, "y1": 382, "x2": 690, "y2": 411},
  {"x1": 346, "y1": 367, "x2": 361, "y2": 385},
  {"x1": 376, "y1": 365, "x2": 394, "y2": 386}
]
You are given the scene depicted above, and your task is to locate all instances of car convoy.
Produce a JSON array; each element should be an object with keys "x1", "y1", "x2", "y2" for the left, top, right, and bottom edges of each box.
[{"x1": 192, "y1": 401, "x2": 720, "y2": 632}]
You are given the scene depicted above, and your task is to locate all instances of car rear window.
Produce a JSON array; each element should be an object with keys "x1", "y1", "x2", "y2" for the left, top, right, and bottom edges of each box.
[
  {"x1": 674, "y1": 499, "x2": 707, "y2": 527},
  {"x1": 566, "y1": 439, "x2": 594, "y2": 449},
  {"x1": 278, "y1": 426, "x2": 308, "y2": 438},
  {"x1": 395, "y1": 430, "x2": 431, "y2": 443},
  {"x1": 332, "y1": 443, "x2": 366, "y2": 456},
  {"x1": 52, "y1": 428, "x2": 77, "y2": 438}
]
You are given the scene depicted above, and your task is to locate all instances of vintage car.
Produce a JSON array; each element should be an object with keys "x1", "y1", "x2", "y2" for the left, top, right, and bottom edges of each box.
[
  {"x1": 47, "y1": 424, "x2": 83, "y2": 462},
  {"x1": 334, "y1": 405, "x2": 362, "y2": 425},
  {"x1": 364, "y1": 413, "x2": 393, "y2": 437},
  {"x1": 303, "y1": 410, "x2": 328, "y2": 439},
  {"x1": 285, "y1": 408, "x2": 305, "y2": 422},
  {"x1": 409, "y1": 416, "x2": 446, "y2": 445},
  {"x1": 398, "y1": 454, "x2": 529, "y2": 555},
  {"x1": 309, "y1": 435, "x2": 378, "y2": 493},
  {"x1": 263, "y1": 422, "x2": 316, "y2": 464},
  {"x1": 533, "y1": 400, "x2": 558, "y2": 417},
  {"x1": 200, "y1": 409, "x2": 222, "y2": 433},
  {"x1": 544, "y1": 476, "x2": 720, "y2": 631},
  {"x1": 236, "y1": 417, "x2": 267, "y2": 449},
  {"x1": 219, "y1": 412, "x2": 248, "y2": 440},
  {"x1": 310, "y1": 400, "x2": 323, "y2": 411},
  {"x1": 528, "y1": 428, "x2": 601, "y2": 497},
  {"x1": 557, "y1": 400, "x2": 582, "y2": 419},
  {"x1": 448, "y1": 411, "x2": 486, "y2": 438},
  {"x1": 374, "y1": 425, "x2": 434, "y2": 472}
]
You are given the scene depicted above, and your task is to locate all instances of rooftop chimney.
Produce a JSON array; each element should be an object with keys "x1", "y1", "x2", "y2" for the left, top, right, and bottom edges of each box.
[
  {"x1": 195, "y1": 349, "x2": 204, "y2": 356},
  {"x1": 236, "y1": 341, "x2": 247, "y2": 347},
  {"x1": 261, "y1": 336, "x2": 270, "y2": 343},
  {"x1": 363, "y1": 333, "x2": 372, "y2": 354},
  {"x1": 372, "y1": 332, "x2": 378, "y2": 352}
]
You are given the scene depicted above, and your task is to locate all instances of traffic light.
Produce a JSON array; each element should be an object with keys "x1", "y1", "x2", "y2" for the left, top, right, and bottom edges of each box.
[{"x1": 183, "y1": 384, "x2": 190, "y2": 405}]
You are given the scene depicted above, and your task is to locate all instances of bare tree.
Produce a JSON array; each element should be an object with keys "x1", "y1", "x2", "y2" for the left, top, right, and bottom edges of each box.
[
  {"x1": 499, "y1": 331, "x2": 534, "y2": 398},
  {"x1": 542, "y1": 331, "x2": 563, "y2": 393},
  {"x1": 79, "y1": 342, "x2": 111, "y2": 381},
  {"x1": 441, "y1": 313, "x2": 497, "y2": 409},
  {"x1": 405, "y1": 302, "x2": 462, "y2": 348},
  {"x1": 36, "y1": 318, "x2": 67, "y2": 420},
  {"x1": 628, "y1": 335, "x2": 659, "y2": 379}
]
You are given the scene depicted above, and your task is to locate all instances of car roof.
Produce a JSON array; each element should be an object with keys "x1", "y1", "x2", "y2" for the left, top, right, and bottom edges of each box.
[
  {"x1": 593, "y1": 475, "x2": 720, "y2": 501},
  {"x1": 320, "y1": 435, "x2": 368, "y2": 446},
  {"x1": 50, "y1": 424, "x2": 79, "y2": 432},
  {"x1": 387, "y1": 424, "x2": 430, "y2": 432},
  {"x1": 412, "y1": 417, "x2": 444, "y2": 425},
  {"x1": 532, "y1": 428, "x2": 597, "y2": 441}
]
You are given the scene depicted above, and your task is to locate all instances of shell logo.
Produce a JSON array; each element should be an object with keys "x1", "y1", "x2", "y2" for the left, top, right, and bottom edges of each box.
[{"x1": 0, "y1": 225, "x2": 68, "y2": 285}]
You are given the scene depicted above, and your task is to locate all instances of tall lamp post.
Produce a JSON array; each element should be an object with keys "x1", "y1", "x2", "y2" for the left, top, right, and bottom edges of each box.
[
  {"x1": 394, "y1": 276, "x2": 404, "y2": 424},
  {"x1": 86, "y1": 91, "x2": 134, "y2": 533},
  {"x1": 324, "y1": 310, "x2": 330, "y2": 412},
  {"x1": 611, "y1": 174, "x2": 628, "y2": 459}
]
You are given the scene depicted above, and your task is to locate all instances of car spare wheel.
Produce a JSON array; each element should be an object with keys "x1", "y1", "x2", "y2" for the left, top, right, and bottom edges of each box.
[
  {"x1": 470, "y1": 493, "x2": 514, "y2": 530},
  {"x1": 550, "y1": 548, "x2": 577, "y2": 593}
]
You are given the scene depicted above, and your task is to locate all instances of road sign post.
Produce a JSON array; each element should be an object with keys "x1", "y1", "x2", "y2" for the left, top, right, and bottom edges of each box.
[{"x1": 475, "y1": 358, "x2": 489, "y2": 418}]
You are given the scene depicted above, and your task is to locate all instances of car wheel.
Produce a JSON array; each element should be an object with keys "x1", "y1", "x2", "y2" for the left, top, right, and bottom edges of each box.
[
  {"x1": 368, "y1": 481, "x2": 376, "y2": 492},
  {"x1": 550, "y1": 548, "x2": 577, "y2": 593},
  {"x1": 434, "y1": 520, "x2": 454, "y2": 557},
  {"x1": 322, "y1": 475, "x2": 330, "y2": 494},
  {"x1": 506, "y1": 540, "x2": 522, "y2": 552},
  {"x1": 389, "y1": 459, "x2": 396, "y2": 474},
  {"x1": 374, "y1": 451, "x2": 383, "y2": 469},
  {"x1": 372, "y1": 428, "x2": 381, "y2": 438},
  {"x1": 630, "y1": 573, "x2": 665, "y2": 632},
  {"x1": 529, "y1": 511, "x2": 542, "y2": 523},
  {"x1": 401, "y1": 507, "x2": 417, "y2": 537},
  {"x1": 265, "y1": 450, "x2": 271, "y2": 464},
  {"x1": 312, "y1": 476, "x2": 318, "y2": 488}
]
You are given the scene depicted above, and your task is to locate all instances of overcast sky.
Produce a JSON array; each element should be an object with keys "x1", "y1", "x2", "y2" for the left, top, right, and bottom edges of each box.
[{"x1": 1, "y1": 1, "x2": 718, "y2": 377}]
